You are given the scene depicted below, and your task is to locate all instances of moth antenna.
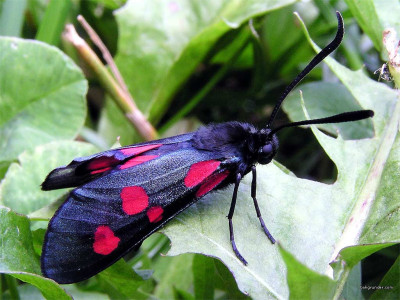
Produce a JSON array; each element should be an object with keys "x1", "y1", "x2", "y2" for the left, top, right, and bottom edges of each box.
[
  {"x1": 267, "y1": 11, "x2": 344, "y2": 128},
  {"x1": 269, "y1": 110, "x2": 374, "y2": 136}
]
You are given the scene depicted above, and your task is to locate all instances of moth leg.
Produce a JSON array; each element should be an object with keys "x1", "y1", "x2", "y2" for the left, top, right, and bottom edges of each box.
[
  {"x1": 227, "y1": 173, "x2": 248, "y2": 265},
  {"x1": 251, "y1": 165, "x2": 276, "y2": 243}
]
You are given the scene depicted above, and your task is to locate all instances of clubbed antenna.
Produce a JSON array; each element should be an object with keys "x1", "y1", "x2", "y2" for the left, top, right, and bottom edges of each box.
[
  {"x1": 267, "y1": 11, "x2": 344, "y2": 128},
  {"x1": 269, "y1": 110, "x2": 374, "y2": 136}
]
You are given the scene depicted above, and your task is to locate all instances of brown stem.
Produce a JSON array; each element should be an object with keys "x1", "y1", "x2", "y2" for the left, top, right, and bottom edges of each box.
[
  {"x1": 77, "y1": 15, "x2": 130, "y2": 94},
  {"x1": 63, "y1": 24, "x2": 157, "y2": 141}
]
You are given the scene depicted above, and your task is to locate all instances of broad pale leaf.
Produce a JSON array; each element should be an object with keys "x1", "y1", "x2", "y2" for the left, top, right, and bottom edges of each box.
[
  {"x1": 0, "y1": 37, "x2": 87, "y2": 162},
  {"x1": 0, "y1": 141, "x2": 97, "y2": 215},
  {"x1": 0, "y1": 206, "x2": 71, "y2": 299},
  {"x1": 161, "y1": 21, "x2": 399, "y2": 300},
  {"x1": 99, "y1": 0, "x2": 296, "y2": 144}
]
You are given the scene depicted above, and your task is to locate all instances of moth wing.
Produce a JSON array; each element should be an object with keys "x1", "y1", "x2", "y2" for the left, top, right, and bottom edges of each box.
[
  {"x1": 41, "y1": 133, "x2": 194, "y2": 190},
  {"x1": 42, "y1": 147, "x2": 235, "y2": 283}
]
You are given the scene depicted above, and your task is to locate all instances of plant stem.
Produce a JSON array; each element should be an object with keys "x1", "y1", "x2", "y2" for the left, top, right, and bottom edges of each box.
[
  {"x1": 383, "y1": 28, "x2": 400, "y2": 88},
  {"x1": 333, "y1": 266, "x2": 351, "y2": 300},
  {"x1": 63, "y1": 24, "x2": 158, "y2": 141},
  {"x1": 77, "y1": 15, "x2": 130, "y2": 95}
]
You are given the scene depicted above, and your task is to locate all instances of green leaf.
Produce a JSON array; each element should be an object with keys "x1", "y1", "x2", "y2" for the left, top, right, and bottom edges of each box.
[
  {"x1": 0, "y1": 206, "x2": 71, "y2": 299},
  {"x1": 4, "y1": 2, "x2": 397, "y2": 298},
  {"x1": 279, "y1": 244, "x2": 336, "y2": 299},
  {"x1": 338, "y1": 244, "x2": 396, "y2": 270},
  {"x1": 304, "y1": 15, "x2": 400, "y2": 282},
  {"x1": 192, "y1": 255, "x2": 214, "y2": 300},
  {"x1": 214, "y1": 259, "x2": 249, "y2": 299},
  {"x1": 62, "y1": 285, "x2": 109, "y2": 300},
  {"x1": 2, "y1": 283, "x2": 43, "y2": 300},
  {"x1": 0, "y1": 206, "x2": 40, "y2": 274},
  {"x1": 374, "y1": 0, "x2": 400, "y2": 42},
  {"x1": 11, "y1": 273, "x2": 72, "y2": 300},
  {"x1": 262, "y1": 5, "x2": 315, "y2": 77},
  {"x1": 370, "y1": 254, "x2": 400, "y2": 299},
  {"x1": 98, "y1": 98, "x2": 138, "y2": 147},
  {"x1": 173, "y1": 287, "x2": 195, "y2": 300},
  {"x1": 283, "y1": 82, "x2": 374, "y2": 140},
  {"x1": 341, "y1": 263, "x2": 363, "y2": 300},
  {"x1": 35, "y1": 0, "x2": 72, "y2": 46},
  {"x1": 0, "y1": 37, "x2": 87, "y2": 162},
  {"x1": 97, "y1": 259, "x2": 147, "y2": 300},
  {"x1": 344, "y1": 0, "x2": 383, "y2": 51},
  {"x1": 344, "y1": 0, "x2": 400, "y2": 55},
  {"x1": 360, "y1": 132, "x2": 400, "y2": 244},
  {"x1": 0, "y1": 161, "x2": 10, "y2": 180},
  {"x1": 0, "y1": 141, "x2": 98, "y2": 215},
  {"x1": 27, "y1": 0, "x2": 49, "y2": 28},
  {"x1": 160, "y1": 18, "x2": 399, "y2": 299},
  {"x1": 86, "y1": 0, "x2": 126, "y2": 10},
  {"x1": 0, "y1": 0, "x2": 27, "y2": 37},
  {"x1": 153, "y1": 254, "x2": 195, "y2": 300},
  {"x1": 112, "y1": 0, "x2": 296, "y2": 124}
]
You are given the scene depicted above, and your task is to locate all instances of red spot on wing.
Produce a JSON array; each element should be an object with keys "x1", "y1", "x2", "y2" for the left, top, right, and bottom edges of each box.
[
  {"x1": 120, "y1": 144, "x2": 162, "y2": 156},
  {"x1": 87, "y1": 156, "x2": 119, "y2": 175},
  {"x1": 90, "y1": 167, "x2": 112, "y2": 175},
  {"x1": 119, "y1": 155, "x2": 158, "y2": 170},
  {"x1": 196, "y1": 170, "x2": 229, "y2": 197},
  {"x1": 147, "y1": 206, "x2": 164, "y2": 223},
  {"x1": 184, "y1": 160, "x2": 221, "y2": 188},
  {"x1": 120, "y1": 186, "x2": 149, "y2": 215},
  {"x1": 93, "y1": 226, "x2": 120, "y2": 255}
]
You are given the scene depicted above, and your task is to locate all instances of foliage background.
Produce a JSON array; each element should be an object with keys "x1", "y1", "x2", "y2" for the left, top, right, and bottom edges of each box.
[{"x1": 0, "y1": 0, "x2": 399, "y2": 299}]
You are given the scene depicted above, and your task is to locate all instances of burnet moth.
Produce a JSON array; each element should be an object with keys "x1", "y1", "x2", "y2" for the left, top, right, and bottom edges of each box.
[{"x1": 41, "y1": 12, "x2": 373, "y2": 284}]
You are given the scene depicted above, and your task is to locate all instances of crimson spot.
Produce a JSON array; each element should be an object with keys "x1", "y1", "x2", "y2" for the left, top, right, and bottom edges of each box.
[
  {"x1": 196, "y1": 170, "x2": 229, "y2": 197},
  {"x1": 120, "y1": 155, "x2": 158, "y2": 170},
  {"x1": 147, "y1": 206, "x2": 164, "y2": 223},
  {"x1": 93, "y1": 226, "x2": 120, "y2": 255},
  {"x1": 87, "y1": 156, "x2": 119, "y2": 175},
  {"x1": 120, "y1": 144, "x2": 162, "y2": 156},
  {"x1": 120, "y1": 186, "x2": 149, "y2": 215},
  {"x1": 184, "y1": 160, "x2": 221, "y2": 188}
]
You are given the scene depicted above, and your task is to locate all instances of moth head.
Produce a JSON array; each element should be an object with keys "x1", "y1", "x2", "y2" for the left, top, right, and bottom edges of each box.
[{"x1": 257, "y1": 129, "x2": 279, "y2": 165}]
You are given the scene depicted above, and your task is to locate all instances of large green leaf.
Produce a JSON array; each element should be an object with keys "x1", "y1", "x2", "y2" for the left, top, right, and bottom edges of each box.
[
  {"x1": 0, "y1": 141, "x2": 98, "y2": 215},
  {"x1": 0, "y1": 206, "x2": 71, "y2": 299},
  {"x1": 344, "y1": 0, "x2": 400, "y2": 55},
  {"x1": 0, "y1": 37, "x2": 87, "y2": 162},
  {"x1": 97, "y1": 259, "x2": 148, "y2": 299},
  {"x1": 114, "y1": 0, "x2": 296, "y2": 120},
  {"x1": 343, "y1": 0, "x2": 383, "y2": 51},
  {"x1": 360, "y1": 133, "x2": 400, "y2": 244},
  {"x1": 279, "y1": 245, "x2": 336, "y2": 299},
  {"x1": 283, "y1": 82, "x2": 374, "y2": 140},
  {"x1": 2, "y1": 2, "x2": 397, "y2": 298},
  {"x1": 152, "y1": 254, "x2": 195, "y2": 299},
  {"x1": 160, "y1": 19, "x2": 399, "y2": 300},
  {"x1": 99, "y1": 0, "x2": 296, "y2": 145},
  {"x1": 370, "y1": 254, "x2": 400, "y2": 299},
  {"x1": 0, "y1": 0, "x2": 26, "y2": 37}
]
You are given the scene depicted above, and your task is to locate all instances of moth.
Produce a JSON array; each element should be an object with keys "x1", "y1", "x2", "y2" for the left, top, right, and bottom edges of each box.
[{"x1": 41, "y1": 12, "x2": 373, "y2": 283}]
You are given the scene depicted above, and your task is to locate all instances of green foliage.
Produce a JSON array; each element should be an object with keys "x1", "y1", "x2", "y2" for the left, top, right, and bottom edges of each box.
[
  {"x1": 0, "y1": 0, "x2": 399, "y2": 299},
  {"x1": 35, "y1": 0, "x2": 72, "y2": 46},
  {"x1": 0, "y1": 0, "x2": 27, "y2": 37},
  {"x1": 0, "y1": 37, "x2": 87, "y2": 162}
]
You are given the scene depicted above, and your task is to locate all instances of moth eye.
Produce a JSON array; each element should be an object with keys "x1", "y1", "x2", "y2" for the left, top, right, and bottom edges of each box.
[{"x1": 262, "y1": 144, "x2": 273, "y2": 155}]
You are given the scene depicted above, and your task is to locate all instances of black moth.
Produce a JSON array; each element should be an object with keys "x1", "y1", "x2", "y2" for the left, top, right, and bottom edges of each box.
[{"x1": 41, "y1": 12, "x2": 373, "y2": 283}]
